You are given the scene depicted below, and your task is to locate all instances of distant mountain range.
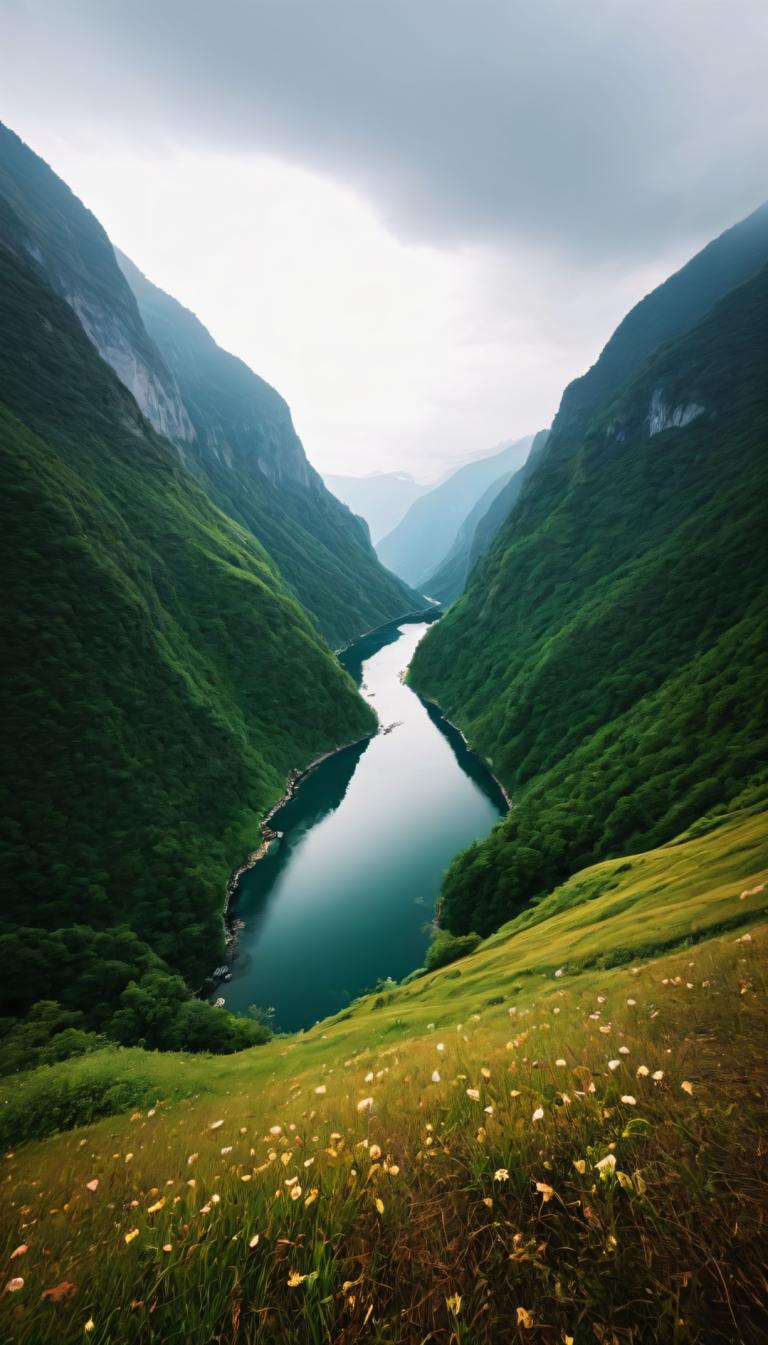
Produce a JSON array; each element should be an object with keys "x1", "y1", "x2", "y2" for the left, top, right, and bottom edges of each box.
[
  {"x1": 322, "y1": 470, "x2": 430, "y2": 544},
  {"x1": 376, "y1": 434, "x2": 535, "y2": 587}
]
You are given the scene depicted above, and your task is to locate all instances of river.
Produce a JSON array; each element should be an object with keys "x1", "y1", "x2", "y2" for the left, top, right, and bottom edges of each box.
[{"x1": 221, "y1": 618, "x2": 506, "y2": 1032}]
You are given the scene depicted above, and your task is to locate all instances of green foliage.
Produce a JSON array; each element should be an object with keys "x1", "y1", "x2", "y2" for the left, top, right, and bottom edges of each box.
[
  {"x1": 424, "y1": 927, "x2": 481, "y2": 970},
  {"x1": 0, "y1": 235, "x2": 375, "y2": 1049},
  {"x1": 411, "y1": 265, "x2": 768, "y2": 934}
]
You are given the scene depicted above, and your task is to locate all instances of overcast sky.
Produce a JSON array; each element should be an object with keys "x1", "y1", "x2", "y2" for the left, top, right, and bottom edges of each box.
[{"x1": 2, "y1": 1, "x2": 766, "y2": 476}]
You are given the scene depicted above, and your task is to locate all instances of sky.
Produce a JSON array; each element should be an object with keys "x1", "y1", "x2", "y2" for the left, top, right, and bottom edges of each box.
[{"x1": 1, "y1": 1, "x2": 766, "y2": 478}]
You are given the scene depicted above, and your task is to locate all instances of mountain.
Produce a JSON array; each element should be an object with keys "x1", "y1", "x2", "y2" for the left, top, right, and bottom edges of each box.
[
  {"x1": 323, "y1": 470, "x2": 430, "y2": 543},
  {"x1": 410, "y1": 248, "x2": 768, "y2": 937},
  {"x1": 117, "y1": 252, "x2": 420, "y2": 646},
  {"x1": 554, "y1": 198, "x2": 768, "y2": 439},
  {"x1": 376, "y1": 435, "x2": 534, "y2": 586},
  {"x1": 423, "y1": 430, "x2": 549, "y2": 604},
  {"x1": 0, "y1": 131, "x2": 395, "y2": 1055},
  {"x1": 0, "y1": 124, "x2": 193, "y2": 445}
]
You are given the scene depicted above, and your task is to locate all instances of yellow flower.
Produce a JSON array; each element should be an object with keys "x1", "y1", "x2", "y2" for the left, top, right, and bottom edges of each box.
[
  {"x1": 516, "y1": 1306, "x2": 534, "y2": 1328},
  {"x1": 162, "y1": 1244, "x2": 172, "y2": 1253},
  {"x1": 493, "y1": 1168, "x2": 509, "y2": 1181},
  {"x1": 535, "y1": 1181, "x2": 554, "y2": 1202},
  {"x1": 446, "y1": 1293, "x2": 462, "y2": 1314},
  {"x1": 480, "y1": 1067, "x2": 491, "y2": 1079},
  {"x1": 147, "y1": 1198, "x2": 165, "y2": 1214},
  {"x1": 85, "y1": 1320, "x2": 95, "y2": 1333},
  {"x1": 287, "y1": 1270, "x2": 306, "y2": 1288},
  {"x1": 304, "y1": 1189, "x2": 319, "y2": 1208},
  {"x1": 124, "y1": 1229, "x2": 139, "y2": 1244},
  {"x1": 572, "y1": 1159, "x2": 586, "y2": 1174},
  {"x1": 375, "y1": 1197, "x2": 385, "y2": 1215},
  {"x1": 681, "y1": 1080, "x2": 694, "y2": 1095}
]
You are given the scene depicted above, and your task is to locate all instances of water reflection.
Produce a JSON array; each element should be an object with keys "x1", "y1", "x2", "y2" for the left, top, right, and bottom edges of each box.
[{"x1": 224, "y1": 619, "x2": 505, "y2": 1031}]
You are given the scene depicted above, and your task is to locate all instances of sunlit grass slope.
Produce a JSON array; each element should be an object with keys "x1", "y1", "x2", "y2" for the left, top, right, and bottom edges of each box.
[{"x1": 1, "y1": 802, "x2": 766, "y2": 1343}]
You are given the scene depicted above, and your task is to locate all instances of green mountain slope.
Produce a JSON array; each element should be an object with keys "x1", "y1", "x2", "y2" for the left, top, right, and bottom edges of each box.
[
  {"x1": 554, "y1": 198, "x2": 768, "y2": 435},
  {"x1": 116, "y1": 252, "x2": 420, "y2": 647},
  {"x1": 376, "y1": 435, "x2": 534, "y2": 585},
  {"x1": 0, "y1": 233, "x2": 376, "y2": 1050},
  {"x1": 425, "y1": 430, "x2": 550, "y2": 604},
  {"x1": 410, "y1": 263, "x2": 768, "y2": 935},
  {"x1": 1, "y1": 796, "x2": 766, "y2": 1344}
]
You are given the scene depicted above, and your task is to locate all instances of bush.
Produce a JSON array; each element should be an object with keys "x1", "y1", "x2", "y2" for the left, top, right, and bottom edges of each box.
[{"x1": 425, "y1": 928, "x2": 481, "y2": 971}]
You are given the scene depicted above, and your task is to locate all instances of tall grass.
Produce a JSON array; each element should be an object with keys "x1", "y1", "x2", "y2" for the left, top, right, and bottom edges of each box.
[{"x1": 2, "y1": 930, "x2": 766, "y2": 1343}]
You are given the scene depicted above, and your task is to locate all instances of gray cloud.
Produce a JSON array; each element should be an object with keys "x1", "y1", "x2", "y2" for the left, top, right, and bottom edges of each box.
[{"x1": 3, "y1": 0, "x2": 767, "y2": 264}]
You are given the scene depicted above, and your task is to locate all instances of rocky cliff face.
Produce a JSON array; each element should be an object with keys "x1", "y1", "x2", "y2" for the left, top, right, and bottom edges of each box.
[{"x1": 0, "y1": 122, "x2": 194, "y2": 447}]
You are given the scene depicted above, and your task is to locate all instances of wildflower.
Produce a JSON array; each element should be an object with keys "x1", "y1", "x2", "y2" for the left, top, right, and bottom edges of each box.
[
  {"x1": 555, "y1": 1058, "x2": 567, "y2": 1067},
  {"x1": 554, "y1": 968, "x2": 564, "y2": 978},
  {"x1": 535, "y1": 1182, "x2": 554, "y2": 1202},
  {"x1": 287, "y1": 1270, "x2": 306, "y2": 1287},
  {"x1": 627, "y1": 998, "x2": 637, "y2": 1006},
  {"x1": 5, "y1": 1278, "x2": 24, "y2": 1293},
  {"x1": 466, "y1": 1088, "x2": 480, "y2": 1101},
  {"x1": 493, "y1": 1168, "x2": 509, "y2": 1181},
  {"x1": 597, "y1": 995, "x2": 606, "y2": 1004},
  {"x1": 620, "y1": 1095, "x2": 637, "y2": 1106},
  {"x1": 124, "y1": 1229, "x2": 139, "y2": 1244},
  {"x1": 221, "y1": 1146, "x2": 232, "y2": 1155},
  {"x1": 269, "y1": 1125, "x2": 282, "y2": 1136},
  {"x1": 356, "y1": 1097, "x2": 374, "y2": 1113},
  {"x1": 314, "y1": 1085, "x2": 327, "y2": 1096},
  {"x1": 599, "y1": 1025, "x2": 611, "y2": 1035},
  {"x1": 162, "y1": 1244, "x2": 172, "y2": 1253},
  {"x1": 595, "y1": 1154, "x2": 617, "y2": 1174},
  {"x1": 375, "y1": 1197, "x2": 385, "y2": 1215},
  {"x1": 532, "y1": 1107, "x2": 544, "y2": 1123},
  {"x1": 86, "y1": 1179, "x2": 99, "y2": 1193},
  {"x1": 209, "y1": 1120, "x2": 224, "y2": 1131},
  {"x1": 608, "y1": 1059, "x2": 621, "y2": 1070},
  {"x1": 436, "y1": 1042, "x2": 445, "y2": 1052},
  {"x1": 484, "y1": 1104, "x2": 494, "y2": 1115},
  {"x1": 636, "y1": 1065, "x2": 649, "y2": 1077},
  {"x1": 573, "y1": 1159, "x2": 586, "y2": 1174},
  {"x1": 187, "y1": 1153, "x2": 198, "y2": 1165},
  {"x1": 249, "y1": 1234, "x2": 260, "y2": 1248},
  {"x1": 124, "y1": 1152, "x2": 134, "y2": 1163},
  {"x1": 290, "y1": 1185, "x2": 302, "y2": 1201},
  {"x1": 147, "y1": 1198, "x2": 165, "y2": 1214},
  {"x1": 369, "y1": 1144, "x2": 382, "y2": 1160},
  {"x1": 432, "y1": 1070, "x2": 441, "y2": 1083},
  {"x1": 618, "y1": 1046, "x2": 629, "y2": 1055},
  {"x1": 85, "y1": 1321, "x2": 95, "y2": 1332},
  {"x1": 304, "y1": 1189, "x2": 319, "y2": 1208},
  {"x1": 516, "y1": 1306, "x2": 534, "y2": 1328},
  {"x1": 446, "y1": 1293, "x2": 462, "y2": 1314},
  {"x1": 652, "y1": 1070, "x2": 664, "y2": 1081},
  {"x1": 211, "y1": 1193, "x2": 221, "y2": 1204},
  {"x1": 681, "y1": 1081, "x2": 694, "y2": 1096},
  {"x1": 10, "y1": 1245, "x2": 27, "y2": 1260},
  {"x1": 481, "y1": 1067, "x2": 491, "y2": 1079}
]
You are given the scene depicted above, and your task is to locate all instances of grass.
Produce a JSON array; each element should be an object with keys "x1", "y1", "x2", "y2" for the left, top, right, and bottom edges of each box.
[{"x1": 1, "y1": 803, "x2": 766, "y2": 1342}]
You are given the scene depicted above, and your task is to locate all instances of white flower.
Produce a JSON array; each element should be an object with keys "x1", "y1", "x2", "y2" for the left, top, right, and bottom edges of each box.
[
  {"x1": 356, "y1": 1097, "x2": 374, "y2": 1113},
  {"x1": 431, "y1": 1070, "x2": 441, "y2": 1083},
  {"x1": 493, "y1": 1168, "x2": 509, "y2": 1181},
  {"x1": 636, "y1": 1065, "x2": 649, "y2": 1077},
  {"x1": 595, "y1": 1153, "x2": 617, "y2": 1173},
  {"x1": 620, "y1": 1095, "x2": 637, "y2": 1106},
  {"x1": 555, "y1": 1058, "x2": 567, "y2": 1068},
  {"x1": 466, "y1": 1088, "x2": 480, "y2": 1101},
  {"x1": 608, "y1": 1060, "x2": 621, "y2": 1071},
  {"x1": 532, "y1": 1107, "x2": 544, "y2": 1123}
]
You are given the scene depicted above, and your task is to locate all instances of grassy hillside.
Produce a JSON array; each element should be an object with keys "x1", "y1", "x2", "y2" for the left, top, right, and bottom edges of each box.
[
  {"x1": 1, "y1": 799, "x2": 765, "y2": 1343},
  {"x1": 117, "y1": 252, "x2": 420, "y2": 648},
  {"x1": 0, "y1": 237, "x2": 376, "y2": 1054},
  {"x1": 409, "y1": 265, "x2": 768, "y2": 936}
]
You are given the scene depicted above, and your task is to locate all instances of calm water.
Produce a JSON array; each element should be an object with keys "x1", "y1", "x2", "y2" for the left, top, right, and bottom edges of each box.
[{"x1": 223, "y1": 619, "x2": 506, "y2": 1031}]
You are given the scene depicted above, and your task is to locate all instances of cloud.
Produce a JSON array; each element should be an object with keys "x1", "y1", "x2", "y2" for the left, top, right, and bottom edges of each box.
[{"x1": 3, "y1": 0, "x2": 767, "y2": 264}]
